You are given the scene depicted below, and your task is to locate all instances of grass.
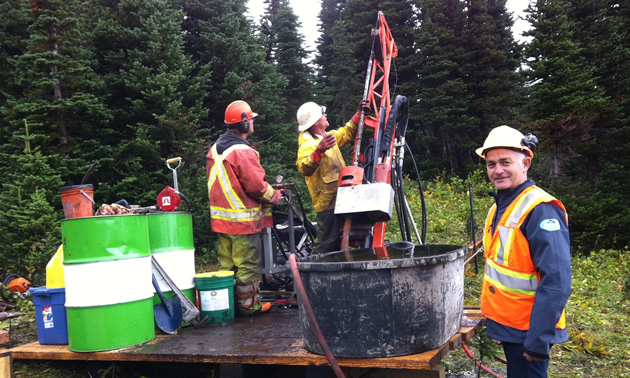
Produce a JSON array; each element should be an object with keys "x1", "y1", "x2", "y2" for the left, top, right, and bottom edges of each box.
[{"x1": 441, "y1": 245, "x2": 630, "y2": 378}]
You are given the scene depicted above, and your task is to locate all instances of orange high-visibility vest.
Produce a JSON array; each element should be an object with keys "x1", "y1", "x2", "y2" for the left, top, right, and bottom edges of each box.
[
  {"x1": 206, "y1": 144, "x2": 273, "y2": 235},
  {"x1": 481, "y1": 185, "x2": 567, "y2": 331}
]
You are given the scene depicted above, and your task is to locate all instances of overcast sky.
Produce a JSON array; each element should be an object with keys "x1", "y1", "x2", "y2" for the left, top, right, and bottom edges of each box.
[{"x1": 246, "y1": 0, "x2": 532, "y2": 52}]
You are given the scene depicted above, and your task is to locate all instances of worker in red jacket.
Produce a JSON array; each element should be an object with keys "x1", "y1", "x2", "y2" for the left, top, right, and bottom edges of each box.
[
  {"x1": 477, "y1": 125, "x2": 571, "y2": 378},
  {"x1": 206, "y1": 100, "x2": 282, "y2": 317}
]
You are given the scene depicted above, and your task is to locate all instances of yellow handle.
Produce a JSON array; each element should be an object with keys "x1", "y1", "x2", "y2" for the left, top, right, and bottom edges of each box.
[{"x1": 166, "y1": 157, "x2": 182, "y2": 164}]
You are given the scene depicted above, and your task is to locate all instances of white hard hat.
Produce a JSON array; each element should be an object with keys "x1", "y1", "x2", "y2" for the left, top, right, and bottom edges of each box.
[
  {"x1": 476, "y1": 125, "x2": 534, "y2": 159},
  {"x1": 296, "y1": 102, "x2": 326, "y2": 132}
]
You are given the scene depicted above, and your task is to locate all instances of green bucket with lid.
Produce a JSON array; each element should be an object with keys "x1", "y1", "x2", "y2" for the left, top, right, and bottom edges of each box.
[{"x1": 194, "y1": 271, "x2": 235, "y2": 325}]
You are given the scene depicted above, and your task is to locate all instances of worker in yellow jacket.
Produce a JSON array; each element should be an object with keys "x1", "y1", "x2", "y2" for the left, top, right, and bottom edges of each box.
[{"x1": 295, "y1": 100, "x2": 368, "y2": 254}]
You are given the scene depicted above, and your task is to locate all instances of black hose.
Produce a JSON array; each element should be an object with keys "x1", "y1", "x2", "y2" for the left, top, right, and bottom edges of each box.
[
  {"x1": 178, "y1": 192, "x2": 192, "y2": 212},
  {"x1": 391, "y1": 169, "x2": 405, "y2": 240},
  {"x1": 114, "y1": 199, "x2": 130, "y2": 209},
  {"x1": 404, "y1": 142, "x2": 427, "y2": 243},
  {"x1": 398, "y1": 161, "x2": 412, "y2": 242}
]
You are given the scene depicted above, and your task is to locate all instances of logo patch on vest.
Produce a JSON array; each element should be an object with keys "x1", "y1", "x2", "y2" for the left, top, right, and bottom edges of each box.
[
  {"x1": 540, "y1": 219, "x2": 561, "y2": 231},
  {"x1": 489, "y1": 286, "x2": 496, "y2": 294}
]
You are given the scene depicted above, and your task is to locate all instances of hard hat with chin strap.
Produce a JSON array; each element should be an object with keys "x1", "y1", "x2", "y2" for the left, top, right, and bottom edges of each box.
[
  {"x1": 297, "y1": 102, "x2": 326, "y2": 132},
  {"x1": 476, "y1": 125, "x2": 536, "y2": 159}
]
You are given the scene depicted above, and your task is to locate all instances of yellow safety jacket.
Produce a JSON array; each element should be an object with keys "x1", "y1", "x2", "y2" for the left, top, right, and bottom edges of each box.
[
  {"x1": 206, "y1": 143, "x2": 274, "y2": 235},
  {"x1": 481, "y1": 185, "x2": 567, "y2": 331},
  {"x1": 296, "y1": 120, "x2": 357, "y2": 212}
]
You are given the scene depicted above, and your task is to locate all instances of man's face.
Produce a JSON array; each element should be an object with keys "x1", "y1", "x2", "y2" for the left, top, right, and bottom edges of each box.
[
  {"x1": 485, "y1": 148, "x2": 530, "y2": 190},
  {"x1": 312, "y1": 113, "x2": 329, "y2": 133}
]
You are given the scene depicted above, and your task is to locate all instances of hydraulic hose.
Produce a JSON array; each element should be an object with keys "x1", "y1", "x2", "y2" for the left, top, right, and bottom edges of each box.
[
  {"x1": 288, "y1": 254, "x2": 345, "y2": 378},
  {"x1": 405, "y1": 142, "x2": 427, "y2": 243},
  {"x1": 391, "y1": 169, "x2": 405, "y2": 240},
  {"x1": 398, "y1": 161, "x2": 412, "y2": 241}
]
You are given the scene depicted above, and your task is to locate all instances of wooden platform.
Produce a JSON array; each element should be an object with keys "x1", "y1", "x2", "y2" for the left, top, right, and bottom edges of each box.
[{"x1": 10, "y1": 308, "x2": 483, "y2": 374}]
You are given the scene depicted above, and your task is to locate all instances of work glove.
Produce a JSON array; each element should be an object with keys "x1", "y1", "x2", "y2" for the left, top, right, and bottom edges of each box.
[
  {"x1": 310, "y1": 133, "x2": 336, "y2": 163},
  {"x1": 351, "y1": 99, "x2": 371, "y2": 124},
  {"x1": 270, "y1": 189, "x2": 284, "y2": 205}
]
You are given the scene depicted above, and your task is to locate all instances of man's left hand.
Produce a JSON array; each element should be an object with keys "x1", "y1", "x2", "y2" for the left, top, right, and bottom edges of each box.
[
  {"x1": 270, "y1": 189, "x2": 284, "y2": 205},
  {"x1": 351, "y1": 99, "x2": 371, "y2": 124}
]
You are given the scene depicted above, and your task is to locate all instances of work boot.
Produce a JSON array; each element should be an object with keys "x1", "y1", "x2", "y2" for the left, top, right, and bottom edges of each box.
[
  {"x1": 235, "y1": 279, "x2": 271, "y2": 317},
  {"x1": 237, "y1": 301, "x2": 271, "y2": 318}
]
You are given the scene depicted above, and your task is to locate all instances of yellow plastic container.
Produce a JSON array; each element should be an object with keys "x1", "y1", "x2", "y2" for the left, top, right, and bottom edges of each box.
[{"x1": 46, "y1": 245, "x2": 65, "y2": 288}]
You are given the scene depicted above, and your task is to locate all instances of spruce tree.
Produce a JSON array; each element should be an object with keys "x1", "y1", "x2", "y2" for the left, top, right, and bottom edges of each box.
[
  {"x1": 87, "y1": 0, "x2": 208, "y2": 204},
  {"x1": 0, "y1": 120, "x2": 63, "y2": 283},
  {"x1": 463, "y1": 0, "x2": 522, "y2": 158},
  {"x1": 412, "y1": 0, "x2": 475, "y2": 176},
  {"x1": 0, "y1": 0, "x2": 114, "y2": 276},
  {"x1": 555, "y1": 0, "x2": 630, "y2": 250},
  {"x1": 260, "y1": 0, "x2": 314, "y2": 121},
  {"x1": 523, "y1": 0, "x2": 606, "y2": 180}
]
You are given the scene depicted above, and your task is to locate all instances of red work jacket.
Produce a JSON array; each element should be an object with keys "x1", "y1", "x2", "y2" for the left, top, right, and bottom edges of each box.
[{"x1": 206, "y1": 143, "x2": 274, "y2": 235}]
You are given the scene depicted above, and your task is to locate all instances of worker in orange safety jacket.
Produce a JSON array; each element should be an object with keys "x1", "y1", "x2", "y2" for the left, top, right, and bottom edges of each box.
[
  {"x1": 206, "y1": 100, "x2": 282, "y2": 317},
  {"x1": 296, "y1": 100, "x2": 369, "y2": 254},
  {"x1": 477, "y1": 125, "x2": 571, "y2": 378}
]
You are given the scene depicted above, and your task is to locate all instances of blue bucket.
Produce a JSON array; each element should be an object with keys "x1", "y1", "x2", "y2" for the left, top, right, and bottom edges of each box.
[{"x1": 30, "y1": 287, "x2": 69, "y2": 345}]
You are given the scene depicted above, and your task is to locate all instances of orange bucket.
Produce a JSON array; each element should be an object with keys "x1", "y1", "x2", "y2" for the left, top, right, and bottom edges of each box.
[{"x1": 59, "y1": 185, "x2": 94, "y2": 218}]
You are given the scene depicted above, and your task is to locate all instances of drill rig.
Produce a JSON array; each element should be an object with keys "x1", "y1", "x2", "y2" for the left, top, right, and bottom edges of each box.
[{"x1": 335, "y1": 11, "x2": 427, "y2": 258}]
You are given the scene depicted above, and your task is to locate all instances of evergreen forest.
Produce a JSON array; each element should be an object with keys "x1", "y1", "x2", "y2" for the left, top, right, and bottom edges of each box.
[{"x1": 1, "y1": 0, "x2": 630, "y2": 283}]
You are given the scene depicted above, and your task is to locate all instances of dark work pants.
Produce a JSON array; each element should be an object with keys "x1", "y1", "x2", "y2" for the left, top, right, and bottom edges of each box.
[
  {"x1": 313, "y1": 209, "x2": 343, "y2": 254},
  {"x1": 502, "y1": 342, "x2": 550, "y2": 378}
]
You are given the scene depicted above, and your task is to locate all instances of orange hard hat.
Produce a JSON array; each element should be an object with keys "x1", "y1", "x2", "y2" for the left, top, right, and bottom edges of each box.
[{"x1": 224, "y1": 100, "x2": 258, "y2": 124}]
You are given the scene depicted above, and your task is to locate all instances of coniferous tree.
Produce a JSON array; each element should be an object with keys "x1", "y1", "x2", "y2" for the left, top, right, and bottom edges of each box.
[
  {"x1": 2, "y1": 0, "x2": 112, "y2": 177},
  {"x1": 548, "y1": 0, "x2": 630, "y2": 251},
  {"x1": 413, "y1": 0, "x2": 475, "y2": 177},
  {"x1": 314, "y1": 0, "x2": 346, "y2": 108},
  {"x1": 463, "y1": 0, "x2": 522, "y2": 160},
  {"x1": 260, "y1": 0, "x2": 314, "y2": 121},
  {"x1": 89, "y1": 0, "x2": 208, "y2": 205},
  {"x1": 0, "y1": 120, "x2": 63, "y2": 283},
  {"x1": 0, "y1": 0, "x2": 114, "y2": 277},
  {"x1": 523, "y1": 0, "x2": 606, "y2": 181}
]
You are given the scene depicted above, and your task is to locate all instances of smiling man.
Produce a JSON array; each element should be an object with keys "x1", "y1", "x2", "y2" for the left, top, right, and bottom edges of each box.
[{"x1": 476, "y1": 125, "x2": 572, "y2": 378}]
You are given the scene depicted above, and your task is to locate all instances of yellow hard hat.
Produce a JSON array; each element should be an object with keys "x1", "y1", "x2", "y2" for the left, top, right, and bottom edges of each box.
[
  {"x1": 296, "y1": 102, "x2": 326, "y2": 131},
  {"x1": 476, "y1": 125, "x2": 534, "y2": 159}
]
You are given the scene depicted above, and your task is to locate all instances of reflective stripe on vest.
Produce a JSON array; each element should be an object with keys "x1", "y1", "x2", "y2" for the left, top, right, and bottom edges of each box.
[
  {"x1": 485, "y1": 258, "x2": 538, "y2": 295},
  {"x1": 496, "y1": 187, "x2": 547, "y2": 265},
  {"x1": 210, "y1": 206, "x2": 271, "y2": 222},
  {"x1": 208, "y1": 144, "x2": 248, "y2": 210}
]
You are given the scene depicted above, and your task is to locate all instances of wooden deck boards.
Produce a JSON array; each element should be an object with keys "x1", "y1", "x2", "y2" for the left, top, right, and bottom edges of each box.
[{"x1": 11, "y1": 308, "x2": 483, "y2": 371}]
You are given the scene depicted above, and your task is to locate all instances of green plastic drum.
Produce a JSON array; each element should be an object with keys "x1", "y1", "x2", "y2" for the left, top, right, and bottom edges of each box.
[
  {"x1": 147, "y1": 212, "x2": 196, "y2": 325},
  {"x1": 61, "y1": 215, "x2": 155, "y2": 352}
]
